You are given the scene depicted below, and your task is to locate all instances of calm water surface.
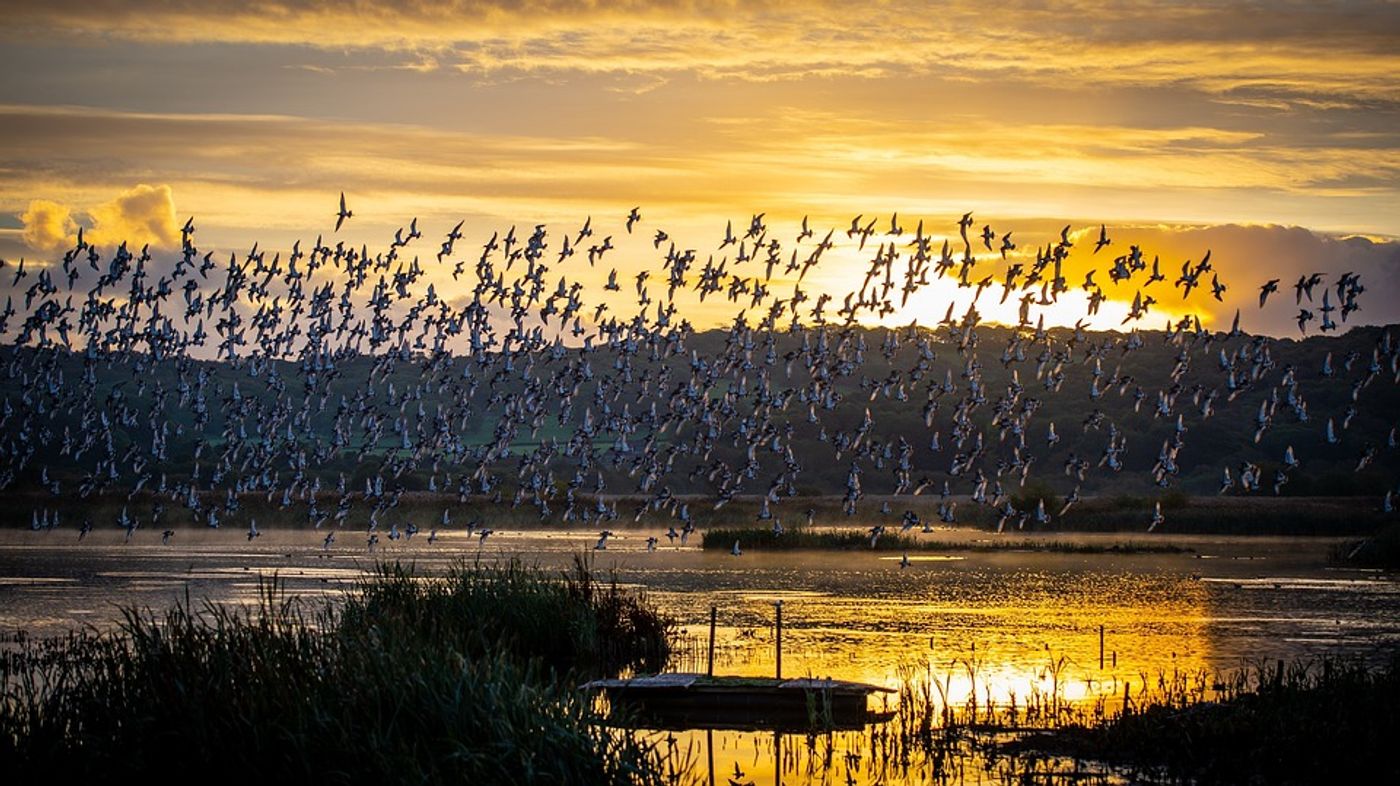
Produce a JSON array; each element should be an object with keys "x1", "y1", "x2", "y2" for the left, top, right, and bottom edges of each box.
[{"x1": 3, "y1": 526, "x2": 1397, "y2": 784}]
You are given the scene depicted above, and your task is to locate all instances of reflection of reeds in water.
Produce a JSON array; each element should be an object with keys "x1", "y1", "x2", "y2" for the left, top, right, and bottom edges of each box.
[
  {"x1": 665, "y1": 630, "x2": 711, "y2": 674},
  {"x1": 1004, "y1": 655, "x2": 1400, "y2": 784}
]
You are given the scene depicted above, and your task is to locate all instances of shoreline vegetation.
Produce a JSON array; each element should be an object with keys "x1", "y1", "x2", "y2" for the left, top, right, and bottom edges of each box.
[
  {"x1": 798, "y1": 653, "x2": 1400, "y2": 784},
  {"x1": 0, "y1": 557, "x2": 674, "y2": 784},
  {"x1": 999, "y1": 655, "x2": 1400, "y2": 785}
]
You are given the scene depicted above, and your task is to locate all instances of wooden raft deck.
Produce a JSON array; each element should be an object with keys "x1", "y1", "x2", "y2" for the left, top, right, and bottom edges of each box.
[{"x1": 582, "y1": 673, "x2": 895, "y2": 730}]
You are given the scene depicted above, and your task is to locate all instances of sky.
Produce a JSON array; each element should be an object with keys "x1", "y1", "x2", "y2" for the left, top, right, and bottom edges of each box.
[{"x1": 1, "y1": 0, "x2": 1398, "y2": 336}]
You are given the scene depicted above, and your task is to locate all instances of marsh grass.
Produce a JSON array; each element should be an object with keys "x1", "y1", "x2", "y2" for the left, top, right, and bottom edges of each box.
[
  {"x1": 765, "y1": 653, "x2": 1400, "y2": 786},
  {"x1": 1002, "y1": 655, "x2": 1400, "y2": 784},
  {"x1": 0, "y1": 558, "x2": 673, "y2": 784},
  {"x1": 340, "y1": 556, "x2": 672, "y2": 677},
  {"x1": 874, "y1": 654, "x2": 1400, "y2": 786}
]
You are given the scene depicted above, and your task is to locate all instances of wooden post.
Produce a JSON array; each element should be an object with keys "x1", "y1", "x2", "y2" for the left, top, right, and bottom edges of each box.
[
  {"x1": 1099, "y1": 625, "x2": 1105, "y2": 670},
  {"x1": 775, "y1": 600, "x2": 783, "y2": 680},
  {"x1": 707, "y1": 606, "x2": 717, "y2": 677}
]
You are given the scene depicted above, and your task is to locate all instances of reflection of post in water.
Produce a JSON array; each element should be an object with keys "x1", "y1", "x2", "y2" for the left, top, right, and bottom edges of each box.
[
  {"x1": 774, "y1": 730, "x2": 782, "y2": 786},
  {"x1": 706, "y1": 728, "x2": 715, "y2": 786}
]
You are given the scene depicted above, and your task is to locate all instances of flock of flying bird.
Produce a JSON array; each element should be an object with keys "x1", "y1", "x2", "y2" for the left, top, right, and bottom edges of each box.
[{"x1": 0, "y1": 193, "x2": 1396, "y2": 557}]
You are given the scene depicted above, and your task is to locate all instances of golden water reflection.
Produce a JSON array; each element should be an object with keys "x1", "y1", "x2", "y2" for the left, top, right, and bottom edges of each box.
[
  {"x1": 653, "y1": 562, "x2": 1216, "y2": 718},
  {"x1": 608, "y1": 546, "x2": 1391, "y2": 785}
]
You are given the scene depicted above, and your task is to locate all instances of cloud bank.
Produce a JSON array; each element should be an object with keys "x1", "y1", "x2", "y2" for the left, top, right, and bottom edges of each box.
[
  {"x1": 2, "y1": 2, "x2": 1397, "y2": 106},
  {"x1": 19, "y1": 184, "x2": 180, "y2": 252}
]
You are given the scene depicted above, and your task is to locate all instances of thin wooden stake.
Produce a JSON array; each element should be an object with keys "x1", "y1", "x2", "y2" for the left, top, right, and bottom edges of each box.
[
  {"x1": 707, "y1": 606, "x2": 717, "y2": 677},
  {"x1": 775, "y1": 600, "x2": 783, "y2": 680}
]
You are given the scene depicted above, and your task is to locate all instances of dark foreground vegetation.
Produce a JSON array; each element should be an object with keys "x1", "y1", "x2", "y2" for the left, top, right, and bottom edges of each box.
[
  {"x1": 0, "y1": 558, "x2": 673, "y2": 785},
  {"x1": 1001, "y1": 655, "x2": 1400, "y2": 785}
]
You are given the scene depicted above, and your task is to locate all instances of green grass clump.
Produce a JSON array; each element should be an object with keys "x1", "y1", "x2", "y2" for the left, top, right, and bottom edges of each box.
[
  {"x1": 341, "y1": 556, "x2": 672, "y2": 676},
  {"x1": 0, "y1": 558, "x2": 673, "y2": 784}
]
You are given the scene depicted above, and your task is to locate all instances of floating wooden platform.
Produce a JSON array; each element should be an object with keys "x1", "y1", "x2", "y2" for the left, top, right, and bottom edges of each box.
[{"x1": 582, "y1": 673, "x2": 895, "y2": 731}]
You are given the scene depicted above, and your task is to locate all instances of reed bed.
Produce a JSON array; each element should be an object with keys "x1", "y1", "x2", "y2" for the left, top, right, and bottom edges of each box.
[
  {"x1": 720, "y1": 653, "x2": 1399, "y2": 786},
  {"x1": 1000, "y1": 655, "x2": 1400, "y2": 784},
  {"x1": 865, "y1": 653, "x2": 1400, "y2": 785},
  {"x1": 0, "y1": 557, "x2": 674, "y2": 785}
]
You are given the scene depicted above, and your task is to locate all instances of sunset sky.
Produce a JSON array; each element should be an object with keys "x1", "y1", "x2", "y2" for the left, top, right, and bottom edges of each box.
[{"x1": 2, "y1": 1, "x2": 1397, "y2": 335}]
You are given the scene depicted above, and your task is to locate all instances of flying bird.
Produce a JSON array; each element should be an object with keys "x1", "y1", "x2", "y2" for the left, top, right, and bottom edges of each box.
[
  {"x1": 335, "y1": 192, "x2": 353, "y2": 232},
  {"x1": 1259, "y1": 278, "x2": 1279, "y2": 308}
]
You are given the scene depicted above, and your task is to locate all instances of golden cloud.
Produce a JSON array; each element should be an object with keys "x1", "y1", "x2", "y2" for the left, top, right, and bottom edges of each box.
[
  {"x1": 86, "y1": 183, "x2": 181, "y2": 250},
  {"x1": 19, "y1": 198, "x2": 77, "y2": 252},
  {"x1": 17, "y1": 184, "x2": 180, "y2": 253}
]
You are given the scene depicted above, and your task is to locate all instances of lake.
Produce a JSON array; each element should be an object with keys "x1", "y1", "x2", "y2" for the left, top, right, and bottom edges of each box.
[{"x1": 3, "y1": 525, "x2": 1397, "y2": 784}]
